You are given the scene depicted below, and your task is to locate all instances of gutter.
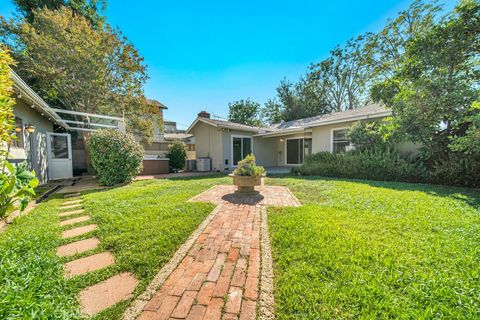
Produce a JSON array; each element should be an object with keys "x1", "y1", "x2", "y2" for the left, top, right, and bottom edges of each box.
[{"x1": 10, "y1": 70, "x2": 67, "y2": 128}]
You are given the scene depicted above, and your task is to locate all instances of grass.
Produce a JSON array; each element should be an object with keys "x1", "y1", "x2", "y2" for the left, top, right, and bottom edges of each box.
[
  {"x1": 267, "y1": 177, "x2": 480, "y2": 319},
  {"x1": 0, "y1": 175, "x2": 228, "y2": 319}
]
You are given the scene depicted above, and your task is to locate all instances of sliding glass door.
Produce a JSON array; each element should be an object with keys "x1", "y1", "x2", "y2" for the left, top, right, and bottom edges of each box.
[
  {"x1": 286, "y1": 138, "x2": 312, "y2": 164},
  {"x1": 232, "y1": 136, "x2": 252, "y2": 165}
]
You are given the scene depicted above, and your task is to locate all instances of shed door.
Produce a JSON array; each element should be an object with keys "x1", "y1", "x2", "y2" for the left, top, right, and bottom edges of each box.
[{"x1": 47, "y1": 133, "x2": 73, "y2": 180}]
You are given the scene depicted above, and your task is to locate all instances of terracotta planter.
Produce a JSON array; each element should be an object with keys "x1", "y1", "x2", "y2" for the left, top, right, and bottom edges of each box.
[{"x1": 229, "y1": 174, "x2": 263, "y2": 194}]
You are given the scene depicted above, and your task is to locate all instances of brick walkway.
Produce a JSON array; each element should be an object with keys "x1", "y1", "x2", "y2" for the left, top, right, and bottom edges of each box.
[{"x1": 137, "y1": 185, "x2": 300, "y2": 320}]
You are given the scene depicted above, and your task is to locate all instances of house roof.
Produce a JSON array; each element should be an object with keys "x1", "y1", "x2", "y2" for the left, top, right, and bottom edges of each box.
[
  {"x1": 164, "y1": 133, "x2": 193, "y2": 141},
  {"x1": 186, "y1": 117, "x2": 273, "y2": 134},
  {"x1": 187, "y1": 104, "x2": 391, "y2": 136},
  {"x1": 271, "y1": 104, "x2": 389, "y2": 130},
  {"x1": 147, "y1": 99, "x2": 168, "y2": 109}
]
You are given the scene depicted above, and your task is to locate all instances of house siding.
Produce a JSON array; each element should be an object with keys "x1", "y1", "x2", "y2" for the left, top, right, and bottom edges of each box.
[
  {"x1": 192, "y1": 121, "x2": 223, "y2": 171},
  {"x1": 311, "y1": 121, "x2": 357, "y2": 153},
  {"x1": 10, "y1": 99, "x2": 53, "y2": 184}
]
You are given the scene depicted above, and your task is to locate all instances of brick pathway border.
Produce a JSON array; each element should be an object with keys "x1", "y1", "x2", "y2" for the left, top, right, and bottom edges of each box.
[{"x1": 123, "y1": 185, "x2": 300, "y2": 320}]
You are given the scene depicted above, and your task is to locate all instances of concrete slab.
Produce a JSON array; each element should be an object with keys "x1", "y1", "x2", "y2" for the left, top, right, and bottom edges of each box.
[
  {"x1": 60, "y1": 216, "x2": 91, "y2": 227},
  {"x1": 57, "y1": 238, "x2": 100, "y2": 257},
  {"x1": 59, "y1": 209, "x2": 85, "y2": 217},
  {"x1": 79, "y1": 272, "x2": 138, "y2": 315},
  {"x1": 64, "y1": 252, "x2": 114, "y2": 278},
  {"x1": 62, "y1": 224, "x2": 97, "y2": 239}
]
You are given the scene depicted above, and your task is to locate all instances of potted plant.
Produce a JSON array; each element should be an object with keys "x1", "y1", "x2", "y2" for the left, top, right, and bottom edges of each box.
[{"x1": 229, "y1": 154, "x2": 265, "y2": 194}]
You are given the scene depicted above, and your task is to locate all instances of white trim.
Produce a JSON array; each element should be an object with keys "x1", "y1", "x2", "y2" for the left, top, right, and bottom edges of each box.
[
  {"x1": 50, "y1": 108, "x2": 123, "y2": 121},
  {"x1": 285, "y1": 137, "x2": 312, "y2": 165},
  {"x1": 230, "y1": 134, "x2": 253, "y2": 168},
  {"x1": 330, "y1": 127, "x2": 348, "y2": 153},
  {"x1": 62, "y1": 120, "x2": 118, "y2": 128}
]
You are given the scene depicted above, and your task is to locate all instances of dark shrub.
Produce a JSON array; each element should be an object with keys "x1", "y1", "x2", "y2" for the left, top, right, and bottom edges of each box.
[
  {"x1": 294, "y1": 148, "x2": 427, "y2": 183},
  {"x1": 87, "y1": 129, "x2": 144, "y2": 186},
  {"x1": 168, "y1": 140, "x2": 187, "y2": 170},
  {"x1": 428, "y1": 154, "x2": 480, "y2": 188}
]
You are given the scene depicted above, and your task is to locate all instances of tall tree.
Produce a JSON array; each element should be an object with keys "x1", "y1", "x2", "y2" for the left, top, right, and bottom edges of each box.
[
  {"x1": 309, "y1": 35, "x2": 371, "y2": 112},
  {"x1": 12, "y1": 0, "x2": 105, "y2": 26},
  {"x1": 228, "y1": 98, "x2": 261, "y2": 126},
  {"x1": 261, "y1": 98, "x2": 283, "y2": 125},
  {"x1": 373, "y1": 0, "x2": 480, "y2": 158},
  {"x1": 0, "y1": 7, "x2": 160, "y2": 142},
  {"x1": 367, "y1": 0, "x2": 442, "y2": 85}
]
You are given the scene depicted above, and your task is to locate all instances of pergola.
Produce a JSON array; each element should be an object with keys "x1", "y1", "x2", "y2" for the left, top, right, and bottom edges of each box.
[{"x1": 11, "y1": 70, "x2": 126, "y2": 133}]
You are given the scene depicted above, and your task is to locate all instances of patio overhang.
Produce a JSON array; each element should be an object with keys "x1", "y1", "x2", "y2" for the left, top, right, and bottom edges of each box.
[{"x1": 11, "y1": 69, "x2": 125, "y2": 133}]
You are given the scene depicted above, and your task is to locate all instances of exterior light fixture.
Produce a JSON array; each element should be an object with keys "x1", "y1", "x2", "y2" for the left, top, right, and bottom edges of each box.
[
  {"x1": 25, "y1": 124, "x2": 36, "y2": 133},
  {"x1": 31, "y1": 104, "x2": 35, "y2": 108},
  {"x1": 17, "y1": 93, "x2": 22, "y2": 98},
  {"x1": 15, "y1": 126, "x2": 22, "y2": 132},
  {"x1": 280, "y1": 138, "x2": 284, "y2": 142}
]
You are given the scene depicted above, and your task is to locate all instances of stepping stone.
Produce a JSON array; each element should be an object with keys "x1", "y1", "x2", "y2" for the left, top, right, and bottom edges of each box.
[
  {"x1": 57, "y1": 238, "x2": 100, "y2": 257},
  {"x1": 64, "y1": 193, "x2": 81, "y2": 198},
  {"x1": 62, "y1": 224, "x2": 97, "y2": 239},
  {"x1": 64, "y1": 252, "x2": 114, "y2": 278},
  {"x1": 60, "y1": 215, "x2": 91, "y2": 227},
  {"x1": 60, "y1": 203, "x2": 83, "y2": 210},
  {"x1": 59, "y1": 209, "x2": 85, "y2": 217},
  {"x1": 63, "y1": 199, "x2": 83, "y2": 205},
  {"x1": 79, "y1": 272, "x2": 138, "y2": 316}
]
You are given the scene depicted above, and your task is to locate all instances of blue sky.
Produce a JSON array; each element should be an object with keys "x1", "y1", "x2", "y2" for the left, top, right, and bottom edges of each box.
[{"x1": 0, "y1": 0, "x2": 455, "y2": 129}]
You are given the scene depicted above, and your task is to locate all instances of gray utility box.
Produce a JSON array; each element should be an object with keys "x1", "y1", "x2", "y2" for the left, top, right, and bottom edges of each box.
[{"x1": 196, "y1": 157, "x2": 211, "y2": 172}]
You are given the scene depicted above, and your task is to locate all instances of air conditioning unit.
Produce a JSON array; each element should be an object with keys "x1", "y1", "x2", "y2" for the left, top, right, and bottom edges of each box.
[{"x1": 196, "y1": 157, "x2": 211, "y2": 172}]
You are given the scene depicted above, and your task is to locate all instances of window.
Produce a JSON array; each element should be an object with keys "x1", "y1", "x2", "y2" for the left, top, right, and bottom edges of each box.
[
  {"x1": 332, "y1": 129, "x2": 349, "y2": 154},
  {"x1": 286, "y1": 138, "x2": 312, "y2": 164},
  {"x1": 232, "y1": 136, "x2": 252, "y2": 165},
  {"x1": 11, "y1": 117, "x2": 24, "y2": 148}
]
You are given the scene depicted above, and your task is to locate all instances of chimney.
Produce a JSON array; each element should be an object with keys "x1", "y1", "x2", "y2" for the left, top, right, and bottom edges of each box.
[{"x1": 198, "y1": 111, "x2": 210, "y2": 119}]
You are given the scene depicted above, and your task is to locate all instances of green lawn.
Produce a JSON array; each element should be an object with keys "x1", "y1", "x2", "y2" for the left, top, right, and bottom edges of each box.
[
  {"x1": 267, "y1": 177, "x2": 480, "y2": 319},
  {"x1": 1, "y1": 175, "x2": 479, "y2": 319},
  {"x1": 0, "y1": 175, "x2": 228, "y2": 320}
]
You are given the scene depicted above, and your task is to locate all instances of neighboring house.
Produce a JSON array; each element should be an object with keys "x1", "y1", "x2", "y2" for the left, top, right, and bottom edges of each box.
[
  {"x1": 4, "y1": 70, "x2": 125, "y2": 184},
  {"x1": 187, "y1": 105, "x2": 414, "y2": 172}
]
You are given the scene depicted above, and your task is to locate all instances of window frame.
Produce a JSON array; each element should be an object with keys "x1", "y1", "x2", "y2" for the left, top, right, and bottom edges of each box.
[
  {"x1": 230, "y1": 134, "x2": 253, "y2": 167},
  {"x1": 330, "y1": 127, "x2": 350, "y2": 154},
  {"x1": 285, "y1": 137, "x2": 312, "y2": 165}
]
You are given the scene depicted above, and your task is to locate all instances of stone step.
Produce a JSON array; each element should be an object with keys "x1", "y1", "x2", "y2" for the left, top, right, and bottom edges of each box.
[
  {"x1": 60, "y1": 203, "x2": 83, "y2": 211},
  {"x1": 60, "y1": 216, "x2": 91, "y2": 227},
  {"x1": 59, "y1": 209, "x2": 85, "y2": 217},
  {"x1": 62, "y1": 224, "x2": 97, "y2": 239},
  {"x1": 79, "y1": 272, "x2": 138, "y2": 316},
  {"x1": 64, "y1": 252, "x2": 114, "y2": 278},
  {"x1": 63, "y1": 199, "x2": 83, "y2": 206},
  {"x1": 64, "y1": 193, "x2": 81, "y2": 198},
  {"x1": 57, "y1": 238, "x2": 100, "y2": 257}
]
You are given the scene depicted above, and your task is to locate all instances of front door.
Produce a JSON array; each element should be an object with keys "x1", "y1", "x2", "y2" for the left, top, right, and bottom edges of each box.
[{"x1": 47, "y1": 132, "x2": 73, "y2": 180}]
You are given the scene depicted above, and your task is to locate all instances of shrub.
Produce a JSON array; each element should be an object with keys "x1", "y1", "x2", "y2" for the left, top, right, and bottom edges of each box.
[
  {"x1": 0, "y1": 48, "x2": 15, "y2": 145},
  {"x1": 294, "y1": 148, "x2": 427, "y2": 183},
  {"x1": 233, "y1": 154, "x2": 265, "y2": 178},
  {"x1": 0, "y1": 159, "x2": 38, "y2": 220},
  {"x1": 168, "y1": 140, "x2": 187, "y2": 170},
  {"x1": 87, "y1": 129, "x2": 144, "y2": 186},
  {"x1": 428, "y1": 154, "x2": 480, "y2": 188}
]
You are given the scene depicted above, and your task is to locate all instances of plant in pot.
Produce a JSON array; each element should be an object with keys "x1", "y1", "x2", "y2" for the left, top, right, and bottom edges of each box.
[{"x1": 230, "y1": 154, "x2": 265, "y2": 194}]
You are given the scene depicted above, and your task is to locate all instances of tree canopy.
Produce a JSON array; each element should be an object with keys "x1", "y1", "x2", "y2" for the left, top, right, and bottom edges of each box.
[
  {"x1": 228, "y1": 99, "x2": 262, "y2": 126},
  {"x1": 0, "y1": 5, "x2": 160, "y2": 142}
]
